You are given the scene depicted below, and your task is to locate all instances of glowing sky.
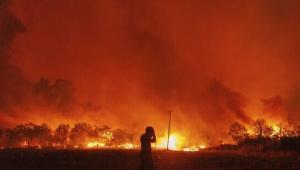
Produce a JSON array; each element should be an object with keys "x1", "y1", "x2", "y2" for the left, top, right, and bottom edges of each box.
[{"x1": 1, "y1": 0, "x2": 300, "y2": 144}]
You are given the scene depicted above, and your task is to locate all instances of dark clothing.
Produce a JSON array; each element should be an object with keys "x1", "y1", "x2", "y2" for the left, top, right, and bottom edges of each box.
[
  {"x1": 141, "y1": 134, "x2": 152, "y2": 155},
  {"x1": 140, "y1": 134, "x2": 155, "y2": 170}
]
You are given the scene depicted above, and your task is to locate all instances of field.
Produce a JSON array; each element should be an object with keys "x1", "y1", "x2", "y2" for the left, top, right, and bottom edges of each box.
[{"x1": 0, "y1": 149, "x2": 299, "y2": 170}]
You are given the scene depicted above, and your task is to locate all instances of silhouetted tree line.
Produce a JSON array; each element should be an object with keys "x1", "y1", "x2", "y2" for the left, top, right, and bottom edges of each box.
[
  {"x1": 228, "y1": 119, "x2": 300, "y2": 151},
  {"x1": 0, "y1": 123, "x2": 133, "y2": 148}
]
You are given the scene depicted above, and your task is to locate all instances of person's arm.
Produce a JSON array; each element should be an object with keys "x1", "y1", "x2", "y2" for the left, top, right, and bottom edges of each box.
[{"x1": 151, "y1": 131, "x2": 156, "y2": 143}]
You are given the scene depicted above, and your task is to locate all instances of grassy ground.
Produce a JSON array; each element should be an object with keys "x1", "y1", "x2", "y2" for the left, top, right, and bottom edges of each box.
[{"x1": 0, "y1": 149, "x2": 299, "y2": 170}]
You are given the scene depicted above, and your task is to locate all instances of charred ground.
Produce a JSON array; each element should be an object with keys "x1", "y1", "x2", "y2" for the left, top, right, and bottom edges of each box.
[{"x1": 0, "y1": 149, "x2": 299, "y2": 170}]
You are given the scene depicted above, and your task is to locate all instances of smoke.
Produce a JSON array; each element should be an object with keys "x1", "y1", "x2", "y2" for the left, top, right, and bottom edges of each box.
[
  {"x1": 262, "y1": 96, "x2": 283, "y2": 113},
  {"x1": 33, "y1": 78, "x2": 76, "y2": 112},
  {"x1": 0, "y1": 0, "x2": 29, "y2": 119},
  {"x1": 286, "y1": 89, "x2": 300, "y2": 125},
  {"x1": 0, "y1": 0, "x2": 84, "y2": 126},
  {"x1": 261, "y1": 95, "x2": 286, "y2": 122},
  {"x1": 206, "y1": 80, "x2": 251, "y2": 124},
  {"x1": 1, "y1": 0, "x2": 300, "y2": 144}
]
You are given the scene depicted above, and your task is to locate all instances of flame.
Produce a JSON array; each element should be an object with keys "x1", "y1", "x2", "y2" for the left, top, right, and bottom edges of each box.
[
  {"x1": 23, "y1": 141, "x2": 28, "y2": 147},
  {"x1": 86, "y1": 141, "x2": 135, "y2": 149},
  {"x1": 156, "y1": 133, "x2": 186, "y2": 150},
  {"x1": 183, "y1": 145, "x2": 206, "y2": 152},
  {"x1": 271, "y1": 124, "x2": 281, "y2": 136},
  {"x1": 102, "y1": 131, "x2": 113, "y2": 140},
  {"x1": 120, "y1": 143, "x2": 134, "y2": 149},
  {"x1": 155, "y1": 132, "x2": 207, "y2": 151},
  {"x1": 199, "y1": 145, "x2": 206, "y2": 149},
  {"x1": 87, "y1": 141, "x2": 105, "y2": 148},
  {"x1": 183, "y1": 146, "x2": 199, "y2": 152}
]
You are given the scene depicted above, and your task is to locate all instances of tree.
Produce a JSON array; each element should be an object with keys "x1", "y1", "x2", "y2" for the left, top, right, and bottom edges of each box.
[
  {"x1": 108, "y1": 129, "x2": 133, "y2": 146},
  {"x1": 296, "y1": 125, "x2": 300, "y2": 137},
  {"x1": 0, "y1": 127, "x2": 5, "y2": 147},
  {"x1": 94, "y1": 125, "x2": 112, "y2": 143},
  {"x1": 5, "y1": 123, "x2": 52, "y2": 147},
  {"x1": 0, "y1": 127, "x2": 3, "y2": 139},
  {"x1": 32, "y1": 123, "x2": 52, "y2": 146},
  {"x1": 254, "y1": 119, "x2": 273, "y2": 138},
  {"x1": 281, "y1": 124, "x2": 296, "y2": 137},
  {"x1": 6, "y1": 124, "x2": 30, "y2": 147},
  {"x1": 228, "y1": 122, "x2": 249, "y2": 143},
  {"x1": 69, "y1": 123, "x2": 93, "y2": 146},
  {"x1": 54, "y1": 124, "x2": 70, "y2": 146}
]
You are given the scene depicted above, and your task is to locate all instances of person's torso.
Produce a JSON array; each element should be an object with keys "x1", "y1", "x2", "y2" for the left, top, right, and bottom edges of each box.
[{"x1": 140, "y1": 134, "x2": 152, "y2": 154}]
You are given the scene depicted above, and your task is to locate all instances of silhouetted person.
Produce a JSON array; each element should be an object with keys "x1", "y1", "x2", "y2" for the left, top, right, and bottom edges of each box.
[{"x1": 140, "y1": 126, "x2": 156, "y2": 170}]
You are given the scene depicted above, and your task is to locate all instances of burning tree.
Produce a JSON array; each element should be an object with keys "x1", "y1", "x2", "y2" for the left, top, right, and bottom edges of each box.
[
  {"x1": 108, "y1": 129, "x2": 133, "y2": 146},
  {"x1": 228, "y1": 122, "x2": 249, "y2": 144},
  {"x1": 94, "y1": 125, "x2": 113, "y2": 143},
  {"x1": 69, "y1": 123, "x2": 95, "y2": 146},
  {"x1": 281, "y1": 124, "x2": 296, "y2": 137},
  {"x1": 253, "y1": 119, "x2": 273, "y2": 138},
  {"x1": 227, "y1": 118, "x2": 300, "y2": 152}
]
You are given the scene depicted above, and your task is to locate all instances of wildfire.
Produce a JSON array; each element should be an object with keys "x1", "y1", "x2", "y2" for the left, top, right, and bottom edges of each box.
[
  {"x1": 183, "y1": 145, "x2": 206, "y2": 152},
  {"x1": 156, "y1": 133, "x2": 185, "y2": 150},
  {"x1": 0, "y1": 122, "x2": 209, "y2": 151},
  {"x1": 120, "y1": 143, "x2": 134, "y2": 149},
  {"x1": 86, "y1": 141, "x2": 135, "y2": 149},
  {"x1": 23, "y1": 141, "x2": 28, "y2": 147},
  {"x1": 199, "y1": 145, "x2": 206, "y2": 149},
  {"x1": 102, "y1": 131, "x2": 113, "y2": 140},
  {"x1": 87, "y1": 141, "x2": 105, "y2": 148},
  {"x1": 271, "y1": 124, "x2": 281, "y2": 136},
  {"x1": 84, "y1": 132, "x2": 205, "y2": 151},
  {"x1": 155, "y1": 132, "x2": 205, "y2": 151},
  {"x1": 183, "y1": 146, "x2": 199, "y2": 152}
]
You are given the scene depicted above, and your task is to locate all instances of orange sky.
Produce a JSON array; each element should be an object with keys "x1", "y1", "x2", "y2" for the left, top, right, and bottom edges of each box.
[{"x1": 1, "y1": 0, "x2": 300, "y2": 144}]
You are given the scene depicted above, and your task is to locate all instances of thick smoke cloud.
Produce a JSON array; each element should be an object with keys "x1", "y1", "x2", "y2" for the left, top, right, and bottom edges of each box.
[
  {"x1": 33, "y1": 78, "x2": 75, "y2": 112},
  {"x1": 206, "y1": 80, "x2": 251, "y2": 124},
  {"x1": 1, "y1": 0, "x2": 300, "y2": 144},
  {"x1": 0, "y1": 0, "x2": 29, "y2": 121},
  {"x1": 0, "y1": 0, "x2": 81, "y2": 126}
]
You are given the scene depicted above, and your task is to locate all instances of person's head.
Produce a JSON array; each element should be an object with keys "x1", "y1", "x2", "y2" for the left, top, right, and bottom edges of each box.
[{"x1": 145, "y1": 126, "x2": 154, "y2": 137}]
